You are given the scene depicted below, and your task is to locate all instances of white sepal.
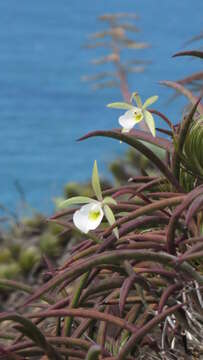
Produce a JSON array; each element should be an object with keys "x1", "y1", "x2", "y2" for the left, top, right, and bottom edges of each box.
[
  {"x1": 92, "y1": 160, "x2": 103, "y2": 201},
  {"x1": 59, "y1": 196, "x2": 97, "y2": 209},
  {"x1": 143, "y1": 110, "x2": 156, "y2": 137},
  {"x1": 107, "y1": 102, "x2": 134, "y2": 110},
  {"x1": 142, "y1": 95, "x2": 158, "y2": 109},
  {"x1": 103, "y1": 204, "x2": 119, "y2": 239}
]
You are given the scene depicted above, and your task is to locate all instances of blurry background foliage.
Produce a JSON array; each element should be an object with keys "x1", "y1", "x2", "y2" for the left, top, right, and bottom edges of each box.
[{"x1": 82, "y1": 12, "x2": 150, "y2": 101}]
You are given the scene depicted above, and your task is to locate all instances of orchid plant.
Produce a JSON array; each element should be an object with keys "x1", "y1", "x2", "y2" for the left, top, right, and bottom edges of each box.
[
  {"x1": 2, "y1": 49, "x2": 203, "y2": 360},
  {"x1": 107, "y1": 92, "x2": 158, "y2": 136},
  {"x1": 59, "y1": 161, "x2": 119, "y2": 238}
]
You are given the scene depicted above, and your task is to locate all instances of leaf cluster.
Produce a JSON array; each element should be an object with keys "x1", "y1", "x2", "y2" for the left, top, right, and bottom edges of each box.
[{"x1": 1, "y1": 53, "x2": 203, "y2": 360}]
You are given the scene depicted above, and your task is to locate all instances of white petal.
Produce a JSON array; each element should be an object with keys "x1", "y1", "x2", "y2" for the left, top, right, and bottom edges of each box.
[
  {"x1": 73, "y1": 202, "x2": 103, "y2": 233},
  {"x1": 118, "y1": 110, "x2": 135, "y2": 131},
  {"x1": 118, "y1": 107, "x2": 144, "y2": 132}
]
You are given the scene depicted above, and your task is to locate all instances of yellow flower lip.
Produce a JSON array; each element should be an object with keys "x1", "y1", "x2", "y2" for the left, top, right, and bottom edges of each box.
[
  {"x1": 88, "y1": 210, "x2": 101, "y2": 221},
  {"x1": 133, "y1": 110, "x2": 143, "y2": 123}
]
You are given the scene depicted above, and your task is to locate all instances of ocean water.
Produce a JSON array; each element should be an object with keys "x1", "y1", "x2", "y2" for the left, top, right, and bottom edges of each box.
[{"x1": 0, "y1": 0, "x2": 202, "y2": 215}]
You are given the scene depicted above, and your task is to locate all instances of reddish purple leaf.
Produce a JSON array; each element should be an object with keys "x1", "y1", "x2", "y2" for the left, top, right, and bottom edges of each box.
[
  {"x1": 78, "y1": 129, "x2": 181, "y2": 190},
  {"x1": 167, "y1": 185, "x2": 203, "y2": 254},
  {"x1": 160, "y1": 80, "x2": 203, "y2": 113},
  {"x1": 119, "y1": 274, "x2": 149, "y2": 316},
  {"x1": 158, "y1": 282, "x2": 182, "y2": 313},
  {"x1": 173, "y1": 50, "x2": 203, "y2": 59},
  {"x1": 185, "y1": 194, "x2": 203, "y2": 226}
]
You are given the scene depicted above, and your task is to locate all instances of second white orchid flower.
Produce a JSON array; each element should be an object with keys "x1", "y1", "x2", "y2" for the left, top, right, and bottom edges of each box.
[
  {"x1": 59, "y1": 161, "x2": 119, "y2": 239},
  {"x1": 73, "y1": 201, "x2": 104, "y2": 234},
  {"x1": 107, "y1": 92, "x2": 158, "y2": 137}
]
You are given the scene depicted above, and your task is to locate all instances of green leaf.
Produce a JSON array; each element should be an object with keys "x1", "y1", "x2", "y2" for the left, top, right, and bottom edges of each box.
[
  {"x1": 103, "y1": 196, "x2": 117, "y2": 205},
  {"x1": 107, "y1": 102, "x2": 133, "y2": 110},
  {"x1": 142, "y1": 95, "x2": 158, "y2": 109},
  {"x1": 92, "y1": 160, "x2": 103, "y2": 201},
  {"x1": 144, "y1": 110, "x2": 156, "y2": 137},
  {"x1": 130, "y1": 92, "x2": 142, "y2": 108},
  {"x1": 103, "y1": 204, "x2": 119, "y2": 239},
  {"x1": 59, "y1": 196, "x2": 96, "y2": 208}
]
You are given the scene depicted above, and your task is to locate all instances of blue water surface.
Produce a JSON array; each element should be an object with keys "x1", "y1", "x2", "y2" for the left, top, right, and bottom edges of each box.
[{"x1": 0, "y1": 0, "x2": 202, "y2": 214}]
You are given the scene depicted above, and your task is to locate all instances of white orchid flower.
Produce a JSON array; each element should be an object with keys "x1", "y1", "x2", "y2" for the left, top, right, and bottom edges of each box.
[
  {"x1": 107, "y1": 92, "x2": 158, "y2": 137},
  {"x1": 118, "y1": 107, "x2": 144, "y2": 133},
  {"x1": 59, "y1": 161, "x2": 119, "y2": 238},
  {"x1": 73, "y1": 201, "x2": 103, "y2": 234}
]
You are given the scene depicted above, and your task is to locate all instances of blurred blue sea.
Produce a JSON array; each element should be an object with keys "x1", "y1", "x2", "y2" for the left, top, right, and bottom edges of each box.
[{"x1": 0, "y1": 0, "x2": 202, "y2": 214}]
